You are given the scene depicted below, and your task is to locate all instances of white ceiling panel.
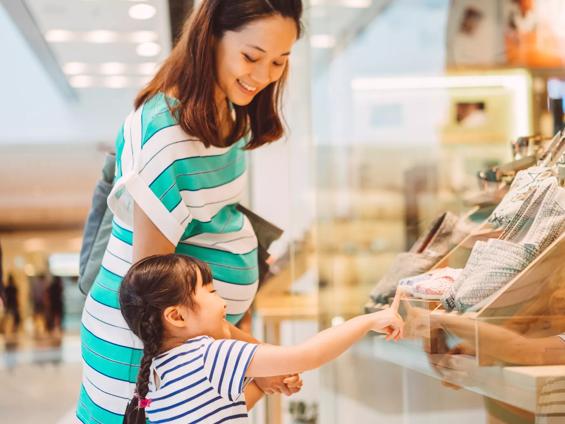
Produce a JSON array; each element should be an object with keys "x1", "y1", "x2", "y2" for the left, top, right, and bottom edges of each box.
[
  {"x1": 0, "y1": 0, "x2": 171, "y2": 145},
  {"x1": 0, "y1": 0, "x2": 173, "y2": 230}
]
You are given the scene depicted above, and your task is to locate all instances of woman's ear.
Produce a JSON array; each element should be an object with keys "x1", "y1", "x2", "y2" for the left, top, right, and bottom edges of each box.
[{"x1": 163, "y1": 306, "x2": 187, "y2": 328}]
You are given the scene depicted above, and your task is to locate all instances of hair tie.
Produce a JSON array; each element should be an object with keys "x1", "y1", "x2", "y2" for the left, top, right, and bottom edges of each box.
[
  {"x1": 135, "y1": 393, "x2": 152, "y2": 409},
  {"x1": 139, "y1": 398, "x2": 152, "y2": 409}
]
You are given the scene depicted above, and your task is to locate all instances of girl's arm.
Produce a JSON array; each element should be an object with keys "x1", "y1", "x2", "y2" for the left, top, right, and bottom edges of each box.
[
  {"x1": 244, "y1": 381, "x2": 264, "y2": 411},
  {"x1": 246, "y1": 295, "x2": 403, "y2": 378},
  {"x1": 229, "y1": 320, "x2": 303, "y2": 396}
]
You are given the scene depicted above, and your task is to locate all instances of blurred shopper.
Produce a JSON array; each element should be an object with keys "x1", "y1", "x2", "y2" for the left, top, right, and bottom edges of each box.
[
  {"x1": 31, "y1": 273, "x2": 49, "y2": 337},
  {"x1": 4, "y1": 274, "x2": 21, "y2": 336},
  {"x1": 0, "y1": 241, "x2": 5, "y2": 313},
  {"x1": 77, "y1": 1, "x2": 305, "y2": 422},
  {"x1": 47, "y1": 276, "x2": 64, "y2": 337}
]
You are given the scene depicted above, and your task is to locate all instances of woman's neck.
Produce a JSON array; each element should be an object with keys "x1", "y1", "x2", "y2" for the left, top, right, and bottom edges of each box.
[{"x1": 215, "y1": 87, "x2": 233, "y2": 141}]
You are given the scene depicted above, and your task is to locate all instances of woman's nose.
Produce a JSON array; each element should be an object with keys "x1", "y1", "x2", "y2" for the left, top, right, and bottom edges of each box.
[{"x1": 251, "y1": 65, "x2": 271, "y2": 86}]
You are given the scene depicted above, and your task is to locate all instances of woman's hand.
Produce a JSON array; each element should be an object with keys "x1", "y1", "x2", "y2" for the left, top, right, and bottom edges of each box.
[
  {"x1": 369, "y1": 290, "x2": 404, "y2": 341},
  {"x1": 255, "y1": 374, "x2": 303, "y2": 396}
]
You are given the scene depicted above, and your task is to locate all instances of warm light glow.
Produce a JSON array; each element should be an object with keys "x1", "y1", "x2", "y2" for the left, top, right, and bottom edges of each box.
[
  {"x1": 45, "y1": 29, "x2": 75, "y2": 42},
  {"x1": 100, "y1": 62, "x2": 127, "y2": 75},
  {"x1": 341, "y1": 0, "x2": 371, "y2": 8},
  {"x1": 136, "y1": 42, "x2": 161, "y2": 57},
  {"x1": 69, "y1": 75, "x2": 94, "y2": 88},
  {"x1": 138, "y1": 62, "x2": 158, "y2": 75},
  {"x1": 129, "y1": 30, "x2": 159, "y2": 43},
  {"x1": 310, "y1": 34, "x2": 336, "y2": 49},
  {"x1": 129, "y1": 3, "x2": 157, "y2": 20},
  {"x1": 63, "y1": 62, "x2": 88, "y2": 75},
  {"x1": 84, "y1": 30, "x2": 119, "y2": 43},
  {"x1": 352, "y1": 73, "x2": 533, "y2": 139},
  {"x1": 104, "y1": 76, "x2": 130, "y2": 88}
]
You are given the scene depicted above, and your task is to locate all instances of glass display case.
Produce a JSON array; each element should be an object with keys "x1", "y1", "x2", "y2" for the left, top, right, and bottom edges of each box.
[{"x1": 304, "y1": 1, "x2": 565, "y2": 423}]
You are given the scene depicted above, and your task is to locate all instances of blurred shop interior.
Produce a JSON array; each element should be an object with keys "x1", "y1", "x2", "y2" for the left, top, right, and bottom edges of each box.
[{"x1": 1, "y1": 0, "x2": 565, "y2": 423}]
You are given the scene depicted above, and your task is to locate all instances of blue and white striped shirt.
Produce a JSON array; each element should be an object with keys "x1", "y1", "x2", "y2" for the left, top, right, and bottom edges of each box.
[{"x1": 146, "y1": 336, "x2": 258, "y2": 423}]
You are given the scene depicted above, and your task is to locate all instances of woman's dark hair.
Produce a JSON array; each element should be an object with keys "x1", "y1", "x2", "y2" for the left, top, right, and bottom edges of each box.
[
  {"x1": 135, "y1": 0, "x2": 303, "y2": 150},
  {"x1": 119, "y1": 254, "x2": 213, "y2": 424}
]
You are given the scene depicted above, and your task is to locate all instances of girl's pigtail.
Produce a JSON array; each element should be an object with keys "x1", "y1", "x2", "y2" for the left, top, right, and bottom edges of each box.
[{"x1": 123, "y1": 312, "x2": 163, "y2": 424}]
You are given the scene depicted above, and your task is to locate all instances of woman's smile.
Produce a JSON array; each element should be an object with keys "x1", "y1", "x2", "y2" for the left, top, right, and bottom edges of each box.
[{"x1": 237, "y1": 79, "x2": 259, "y2": 94}]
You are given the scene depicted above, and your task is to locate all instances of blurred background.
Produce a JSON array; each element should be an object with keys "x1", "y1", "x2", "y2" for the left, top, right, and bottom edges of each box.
[{"x1": 1, "y1": 0, "x2": 565, "y2": 423}]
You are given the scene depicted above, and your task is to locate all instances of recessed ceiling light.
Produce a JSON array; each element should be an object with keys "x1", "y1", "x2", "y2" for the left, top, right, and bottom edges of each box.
[
  {"x1": 129, "y1": 31, "x2": 158, "y2": 43},
  {"x1": 136, "y1": 42, "x2": 161, "y2": 57},
  {"x1": 341, "y1": 0, "x2": 371, "y2": 7},
  {"x1": 140, "y1": 76, "x2": 152, "y2": 85},
  {"x1": 129, "y1": 3, "x2": 156, "y2": 20},
  {"x1": 310, "y1": 34, "x2": 336, "y2": 49},
  {"x1": 100, "y1": 62, "x2": 127, "y2": 75},
  {"x1": 45, "y1": 29, "x2": 75, "y2": 42},
  {"x1": 70, "y1": 75, "x2": 94, "y2": 88},
  {"x1": 84, "y1": 30, "x2": 118, "y2": 43},
  {"x1": 63, "y1": 62, "x2": 88, "y2": 75},
  {"x1": 104, "y1": 76, "x2": 130, "y2": 88},
  {"x1": 138, "y1": 62, "x2": 158, "y2": 75}
]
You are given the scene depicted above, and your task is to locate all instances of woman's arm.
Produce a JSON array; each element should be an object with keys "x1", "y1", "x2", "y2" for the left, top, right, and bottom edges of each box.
[
  {"x1": 133, "y1": 204, "x2": 175, "y2": 261},
  {"x1": 244, "y1": 381, "x2": 264, "y2": 411},
  {"x1": 229, "y1": 322, "x2": 260, "y2": 343},
  {"x1": 246, "y1": 304, "x2": 403, "y2": 378}
]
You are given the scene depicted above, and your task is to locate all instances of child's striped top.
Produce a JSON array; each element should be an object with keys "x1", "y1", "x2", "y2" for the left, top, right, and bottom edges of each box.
[{"x1": 146, "y1": 336, "x2": 258, "y2": 424}]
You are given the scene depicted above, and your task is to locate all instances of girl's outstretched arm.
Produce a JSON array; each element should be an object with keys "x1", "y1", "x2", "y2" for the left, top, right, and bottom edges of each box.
[{"x1": 246, "y1": 292, "x2": 404, "y2": 378}]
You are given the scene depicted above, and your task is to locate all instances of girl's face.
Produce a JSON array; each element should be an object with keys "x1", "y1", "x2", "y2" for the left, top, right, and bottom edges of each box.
[
  {"x1": 215, "y1": 14, "x2": 298, "y2": 107},
  {"x1": 187, "y1": 270, "x2": 230, "y2": 339}
]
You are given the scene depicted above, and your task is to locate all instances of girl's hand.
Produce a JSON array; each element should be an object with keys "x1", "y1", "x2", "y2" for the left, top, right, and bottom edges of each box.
[
  {"x1": 283, "y1": 374, "x2": 303, "y2": 394},
  {"x1": 370, "y1": 289, "x2": 404, "y2": 341}
]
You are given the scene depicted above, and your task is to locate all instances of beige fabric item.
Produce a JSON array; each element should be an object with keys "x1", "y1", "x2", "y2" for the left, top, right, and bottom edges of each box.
[{"x1": 443, "y1": 180, "x2": 565, "y2": 312}]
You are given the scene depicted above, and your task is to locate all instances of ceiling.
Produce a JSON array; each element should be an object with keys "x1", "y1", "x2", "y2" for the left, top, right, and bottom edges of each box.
[
  {"x1": 0, "y1": 0, "x2": 175, "y2": 231},
  {"x1": 0, "y1": 0, "x2": 389, "y2": 233}
]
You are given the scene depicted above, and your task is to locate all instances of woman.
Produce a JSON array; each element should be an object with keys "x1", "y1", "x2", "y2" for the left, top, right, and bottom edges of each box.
[{"x1": 77, "y1": 1, "x2": 303, "y2": 422}]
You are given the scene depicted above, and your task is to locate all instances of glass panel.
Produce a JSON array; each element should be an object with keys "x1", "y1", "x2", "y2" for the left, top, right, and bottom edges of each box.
[{"x1": 310, "y1": 0, "x2": 565, "y2": 422}]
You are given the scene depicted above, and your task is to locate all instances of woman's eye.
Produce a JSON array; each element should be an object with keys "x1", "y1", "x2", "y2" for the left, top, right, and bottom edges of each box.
[
  {"x1": 273, "y1": 61, "x2": 285, "y2": 67},
  {"x1": 243, "y1": 54, "x2": 258, "y2": 63}
]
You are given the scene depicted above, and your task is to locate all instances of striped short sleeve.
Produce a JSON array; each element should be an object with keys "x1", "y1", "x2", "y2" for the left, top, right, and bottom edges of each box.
[
  {"x1": 203, "y1": 339, "x2": 258, "y2": 402},
  {"x1": 108, "y1": 102, "x2": 193, "y2": 245}
]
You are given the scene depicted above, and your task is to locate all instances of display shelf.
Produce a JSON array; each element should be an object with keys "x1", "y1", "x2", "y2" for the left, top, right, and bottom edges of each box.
[
  {"x1": 399, "y1": 233, "x2": 565, "y2": 367},
  {"x1": 361, "y1": 335, "x2": 565, "y2": 419}
]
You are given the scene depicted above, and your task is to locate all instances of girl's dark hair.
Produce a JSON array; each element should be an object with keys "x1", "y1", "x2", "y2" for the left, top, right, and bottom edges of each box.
[
  {"x1": 135, "y1": 0, "x2": 303, "y2": 150},
  {"x1": 119, "y1": 254, "x2": 213, "y2": 424}
]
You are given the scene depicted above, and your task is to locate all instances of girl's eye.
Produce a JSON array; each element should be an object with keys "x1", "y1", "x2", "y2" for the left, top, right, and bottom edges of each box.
[
  {"x1": 243, "y1": 54, "x2": 258, "y2": 63},
  {"x1": 273, "y1": 61, "x2": 285, "y2": 67}
]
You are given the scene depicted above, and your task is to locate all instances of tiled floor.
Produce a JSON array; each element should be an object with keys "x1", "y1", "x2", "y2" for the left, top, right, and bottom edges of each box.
[{"x1": 1, "y1": 335, "x2": 81, "y2": 423}]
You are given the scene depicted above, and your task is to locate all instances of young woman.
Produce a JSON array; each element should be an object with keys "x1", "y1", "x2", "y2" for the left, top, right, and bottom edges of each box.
[
  {"x1": 77, "y1": 1, "x2": 304, "y2": 422},
  {"x1": 118, "y1": 254, "x2": 404, "y2": 424}
]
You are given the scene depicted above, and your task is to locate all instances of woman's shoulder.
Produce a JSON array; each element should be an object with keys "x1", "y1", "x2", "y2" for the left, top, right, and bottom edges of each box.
[{"x1": 139, "y1": 93, "x2": 182, "y2": 147}]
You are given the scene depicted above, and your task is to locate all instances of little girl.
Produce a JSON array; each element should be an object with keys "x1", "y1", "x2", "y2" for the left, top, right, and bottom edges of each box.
[{"x1": 119, "y1": 254, "x2": 404, "y2": 424}]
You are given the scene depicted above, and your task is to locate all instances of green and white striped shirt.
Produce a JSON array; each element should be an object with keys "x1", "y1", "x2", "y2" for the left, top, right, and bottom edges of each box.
[{"x1": 76, "y1": 93, "x2": 259, "y2": 423}]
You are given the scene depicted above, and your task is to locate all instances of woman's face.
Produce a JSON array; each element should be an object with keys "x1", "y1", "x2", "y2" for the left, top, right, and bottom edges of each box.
[{"x1": 215, "y1": 14, "x2": 298, "y2": 107}]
